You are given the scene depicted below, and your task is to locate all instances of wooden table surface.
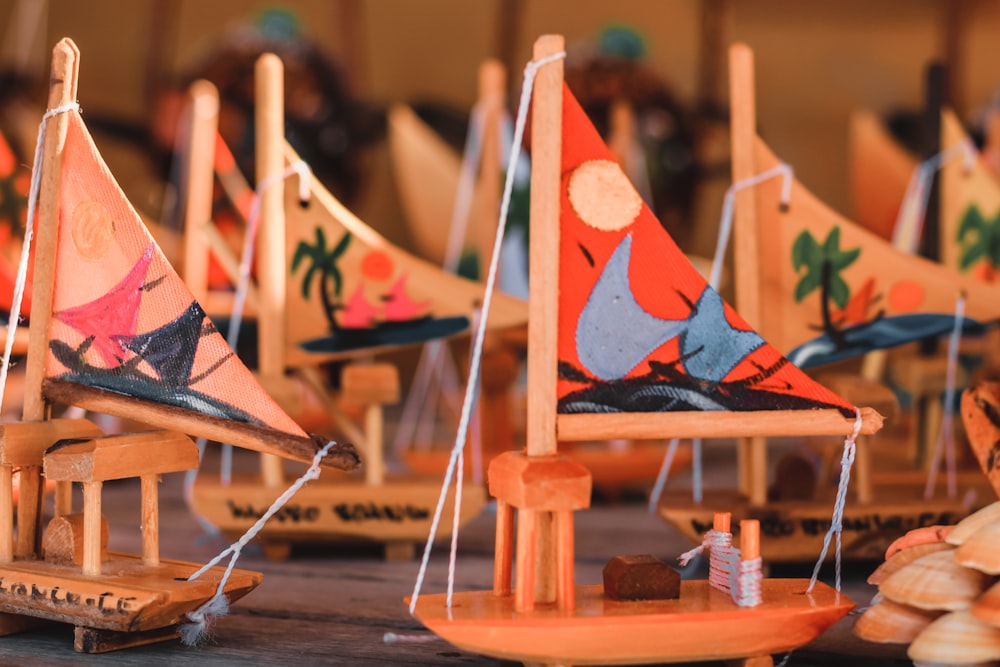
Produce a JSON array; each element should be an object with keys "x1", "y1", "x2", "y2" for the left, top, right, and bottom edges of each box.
[{"x1": 0, "y1": 447, "x2": 915, "y2": 667}]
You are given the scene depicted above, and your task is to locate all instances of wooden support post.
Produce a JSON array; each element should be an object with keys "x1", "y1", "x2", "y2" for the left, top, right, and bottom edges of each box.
[
  {"x1": 364, "y1": 403, "x2": 384, "y2": 486},
  {"x1": 15, "y1": 466, "x2": 41, "y2": 558},
  {"x1": 54, "y1": 480, "x2": 73, "y2": 516},
  {"x1": 140, "y1": 474, "x2": 159, "y2": 566},
  {"x1": 556, "y1": 509, "x2": 574, "y2": 611},
  {"x1": 493, "y1": 499, "x2": 513, "y2": 596},
  {"x1": 82, "y1": 481, "x2": 102, "y2": 576},
  {"x1": 260, "y1": 453, "x2": 284, "y2": 488},
  {"x1": 181, "y1": 79, "x2": 220, "y2": 306},
  {"x1": 855, "y1": 436, "x2": 873, "y2": 504},
  {"x1": 748, "y1": 437, "x2": 767, "y2": 507},
  {"x1": 740, "y1": 519, "x2": 759, "y2": 560},
  {"x1": 0, "y1": 465, "x2": 11, "y2": 563},
  {"x1": 514, "y1": 508, "x2": 536, "y2": 613},
  {"x1": 737, "y1": 437, "x2": 752, "y2": 496},
  {"x1": 535, "y1": 510, "x2": 556, "y2": 604}
]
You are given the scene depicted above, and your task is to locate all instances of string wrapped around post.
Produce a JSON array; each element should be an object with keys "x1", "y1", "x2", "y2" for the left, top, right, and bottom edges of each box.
[{"x1": 0, "y1": 101, "x2": 81, "y2": 415}]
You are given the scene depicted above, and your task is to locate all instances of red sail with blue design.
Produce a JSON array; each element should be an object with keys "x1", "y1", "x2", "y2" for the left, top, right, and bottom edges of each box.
[{"x1": 556, "y1": 86, "x2": 854, "y2": 417}]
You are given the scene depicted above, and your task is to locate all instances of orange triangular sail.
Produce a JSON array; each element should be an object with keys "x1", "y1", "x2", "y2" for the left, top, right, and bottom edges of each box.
[
  {"x1": 43, "y1": 111, "x2": 321, "y2": 460},
  {"x1": 556, "y1": 86, "x2": 854, "y2": 420}
]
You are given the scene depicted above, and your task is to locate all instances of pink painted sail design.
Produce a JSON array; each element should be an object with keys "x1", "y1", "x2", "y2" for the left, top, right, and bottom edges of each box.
[{"x1": 40, "y1": 110, "x2": 334, "y2": 463}]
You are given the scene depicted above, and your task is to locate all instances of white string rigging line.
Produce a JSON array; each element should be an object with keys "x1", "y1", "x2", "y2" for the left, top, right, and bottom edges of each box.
[
  {"x1": 405, "y1": 50, "x2": 566, "y2": 619},
  {"x1": 923, "y1": 293, "x2": 966, "y2": 500},
  {"x1": 891, "y1": 138, "x2": 976, "y2": 255},
  {"x1": 647, "y1": 164, "x2": 793, "y2": 512},
  {"x1": 806, "y1": 407, "x2": 864, "y2": 594},
  {"x1": 182, "y1": 159, "x2": 311, "y2": 540},
  {"x1": 0, "y1": 101, "x2": 80, "y2": 417},
  {"x1": 180, "y1": 439, "x2": 338, "y2": 646}
]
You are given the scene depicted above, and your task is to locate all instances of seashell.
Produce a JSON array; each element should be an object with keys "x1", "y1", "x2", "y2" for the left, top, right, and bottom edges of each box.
[
  {"x1": 886, "y1": 525, "x2": 954, "y2": 559},
  {"x1": 955, "y1": 522, "x2": 1000, "y2": 574},
  {"x1": 853, "y1": 597, "x2": 944, "y2": 644},
  {"x1": 947, "y1": 501, "x2": 1000, "y2": 546},
  {"x1": 909, "y1": 610, "x2": 1000, "y2": 664},
  {"x1": 962, "y1": 382, "x2": 1000, "y2": 501},
  {"x1": 881, "y1": 550, "x2": 992, "y2": 611},
  {"x1": 869, "y1": 542, "x2": 955, "y2": 585},
  {"x1": 971, "y1": 580, "x2": 1000, "y2": 627}
]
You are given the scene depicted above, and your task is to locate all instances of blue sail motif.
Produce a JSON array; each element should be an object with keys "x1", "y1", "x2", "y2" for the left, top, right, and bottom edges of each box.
[{"x1": 576, "y1": 234, "x2": 687, "y2": 381}]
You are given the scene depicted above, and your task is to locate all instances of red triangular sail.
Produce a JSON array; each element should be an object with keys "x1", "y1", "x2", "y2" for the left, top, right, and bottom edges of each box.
[{"x1": 556, "y1": 86, "x2": 853, "y2": 416}]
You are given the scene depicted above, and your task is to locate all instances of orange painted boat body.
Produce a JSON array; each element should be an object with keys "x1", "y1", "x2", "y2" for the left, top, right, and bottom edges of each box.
[{"x1": 411, "y1": 580, "x2": 853, "y2": 665}]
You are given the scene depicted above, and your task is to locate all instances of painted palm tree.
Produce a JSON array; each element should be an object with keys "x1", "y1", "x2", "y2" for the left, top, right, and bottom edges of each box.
[
  {"x1": 792, "y1": 226, "x2": 861, "y2": 347},
  {"x1": 957, "y1": 204, "x2": 1000, "y2": 282},
  {"x1": 291, "y1": 226, "x2": 352, "y2": 330}
]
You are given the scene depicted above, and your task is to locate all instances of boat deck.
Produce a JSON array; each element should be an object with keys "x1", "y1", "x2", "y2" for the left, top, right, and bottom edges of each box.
[{"x1": 0, "y1": 447, "x2": 913, "y2": 665}]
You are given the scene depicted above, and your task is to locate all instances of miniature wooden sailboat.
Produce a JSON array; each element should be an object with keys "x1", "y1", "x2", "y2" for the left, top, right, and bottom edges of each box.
[
  {"x1": 409, "y1": 35, "x2": 873, "y2": 667},
  {"x1": 388, "y1": 60, "x2": 693, "y2": 492},
  {"x1": 0, "y1": 39, "x2": 360, "y2": 652},
  {"x1": 188, "y1": 55, "x2": 527, "y2": 559},
  {"x1": 656, "y1": 44, "x2": 1000, "y2": 563}
]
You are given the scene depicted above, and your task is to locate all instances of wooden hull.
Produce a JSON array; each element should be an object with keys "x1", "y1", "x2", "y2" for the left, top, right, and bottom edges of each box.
[
  {"x1": 403, "y1": 441, "x2": 692, "y2": 491},
  {"x1": 411, "y1": 580, "x2": 853, "y2": 665},
  {"x1": 659, "y1": 489, "x2": 973, "y2": 563},
  {"x1": 191, "y1": 474, "x2": 486, "y2": 545},
  {"x1": 0, "y1": 551, "x2": 259, "y2": 632}
]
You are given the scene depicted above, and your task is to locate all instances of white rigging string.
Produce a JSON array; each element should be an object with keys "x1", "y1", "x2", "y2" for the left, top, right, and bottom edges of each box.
[
  {"x1": 404, "y1": 50, "x2": 566, "y2": 619},
  {"x1": 0, "y1": 102, "x2": 80, "y2": 416}
]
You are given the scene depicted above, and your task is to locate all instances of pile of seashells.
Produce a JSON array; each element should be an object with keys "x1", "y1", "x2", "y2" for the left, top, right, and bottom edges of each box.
[{"x1": 854, "y1": 509, "x2": 1000, "y2": 665}]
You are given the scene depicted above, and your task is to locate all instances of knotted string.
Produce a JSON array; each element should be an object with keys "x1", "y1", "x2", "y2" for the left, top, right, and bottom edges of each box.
[
  {"x1": 180, "y1": 439, "x2": 337, "y2": 646},
  {"x1": 0, "y1": 101, "x2": 80, "y2": 416},
  {"x1": 406, "y1": 49, "x2": 566, "y2": 617},
  {"x1": 923, "y1": 293, "x2": 965, "y2": 500},
  {"x1": 711, "y1": 163, "x2": 793, "y2": 290},
  {"x1": 891, "y1": 139, "x2": 975, "y2": 254},
  {"x1": 806, "y1": 407, "x2": 864, "y2": 594}
]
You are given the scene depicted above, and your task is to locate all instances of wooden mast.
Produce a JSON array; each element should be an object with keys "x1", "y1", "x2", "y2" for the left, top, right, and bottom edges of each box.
[
  {"x1": 525, "y1": 36, "x2": 562, "y2": 460},
  {"x1": 490, "y1": 33, "x2": 590, "y2": 616},
  {"x1": 255, "y1": 53, "x2": 288, "y2": 488},
  {"x1": 18, "y1": 38, "x2": 79, "y2": 558},
  {"x1": 727, "y1": 43, "x2": 769, "y2": 507},
  {"x1": 181, "y1": 79, "x2": 220, "y2": 309}
]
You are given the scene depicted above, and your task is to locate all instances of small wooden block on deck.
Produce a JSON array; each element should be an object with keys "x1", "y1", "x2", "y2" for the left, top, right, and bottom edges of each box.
[
  {"x1": 341, "y1": 362, "x2": 400, "y2": 405},
  {"x1": 603, "y1": 554, "x2": 680, "y2": 601},
  {"x1": 0, "y1": 418, "x2": 103, "y2": 467},
  {"x1": 44, "y1": 431, "x2": 199, "y2": 482},
  {"x1": 43, "y1": 512, "x2": 109, "y2": 565},
  {"x1": 488, "y1": 450, "x2": 592, "y2": 510}
]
